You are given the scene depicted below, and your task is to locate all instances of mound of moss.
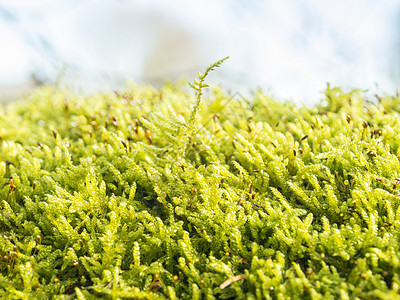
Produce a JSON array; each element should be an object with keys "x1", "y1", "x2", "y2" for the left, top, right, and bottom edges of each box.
[{"x1": 1, "y1": 62, "x2": 400, "y2": 299}]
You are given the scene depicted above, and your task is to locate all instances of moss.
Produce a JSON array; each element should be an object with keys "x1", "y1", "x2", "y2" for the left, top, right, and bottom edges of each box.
[{"x1": 1, "y1": 61, "x2": 400, "y2": 299}]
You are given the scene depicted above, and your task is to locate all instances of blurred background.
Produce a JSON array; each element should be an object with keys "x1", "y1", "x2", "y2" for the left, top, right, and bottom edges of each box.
[{"x1": 0, "y1": 0, "x2": 399, "y2": 104}]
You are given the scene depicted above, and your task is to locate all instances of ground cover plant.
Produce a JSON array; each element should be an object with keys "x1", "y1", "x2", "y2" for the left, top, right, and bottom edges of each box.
[{"x1": 1, "y1": 58, "x2": 400, "y2": 299}]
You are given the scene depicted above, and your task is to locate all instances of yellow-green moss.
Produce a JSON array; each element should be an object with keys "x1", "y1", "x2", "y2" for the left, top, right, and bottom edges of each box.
[{"x1": 1, "y1": 63, "x2": 400, "y2": 299}]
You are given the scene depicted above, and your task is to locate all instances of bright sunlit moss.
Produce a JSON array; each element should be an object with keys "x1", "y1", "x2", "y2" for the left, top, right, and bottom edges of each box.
[{"x1": 1, "y1": 60, "x2": 400, "y2": 299}]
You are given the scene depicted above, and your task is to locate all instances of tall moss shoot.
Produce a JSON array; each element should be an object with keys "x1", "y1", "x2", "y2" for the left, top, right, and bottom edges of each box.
[{"x1": 0, "y1": 60, "x2": 400, "y2": 299}]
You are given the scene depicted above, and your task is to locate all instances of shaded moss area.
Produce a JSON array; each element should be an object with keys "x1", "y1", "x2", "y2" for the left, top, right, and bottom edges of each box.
[{"x1": 1, "y1": 75, "x2": 400, "y2": 299}]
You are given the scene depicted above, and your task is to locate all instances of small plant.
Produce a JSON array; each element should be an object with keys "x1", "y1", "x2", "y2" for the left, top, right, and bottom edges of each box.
[{"x1": 0, "y1": 60, "x2": 400, "y2": 299}]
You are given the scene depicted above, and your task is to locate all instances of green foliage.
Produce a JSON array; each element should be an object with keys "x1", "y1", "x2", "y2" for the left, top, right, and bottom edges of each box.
[{"x1": 1, "y1": 62, "x2": 400, "y2": 299}]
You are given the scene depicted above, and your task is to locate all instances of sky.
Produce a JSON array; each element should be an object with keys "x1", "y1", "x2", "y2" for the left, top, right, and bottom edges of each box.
[{"x1": 0, "y1": 0, "x2": 399, "y2": 104}]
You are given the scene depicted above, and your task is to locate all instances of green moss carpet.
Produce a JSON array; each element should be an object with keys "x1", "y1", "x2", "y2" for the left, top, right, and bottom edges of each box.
[{"x1": 1, "y1": 61, "x2": 400, "y2": 299}]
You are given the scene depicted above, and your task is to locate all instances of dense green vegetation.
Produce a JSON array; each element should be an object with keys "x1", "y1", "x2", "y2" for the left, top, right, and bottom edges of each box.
[{"x1": 1, "y1": 60, "x2": 400, "y2": 299}]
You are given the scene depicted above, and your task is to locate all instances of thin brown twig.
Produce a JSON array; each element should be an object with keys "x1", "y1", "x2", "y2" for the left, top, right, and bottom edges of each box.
[{"x1": 219, "y1": 274, "x2": 247, "y2": 290}]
